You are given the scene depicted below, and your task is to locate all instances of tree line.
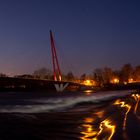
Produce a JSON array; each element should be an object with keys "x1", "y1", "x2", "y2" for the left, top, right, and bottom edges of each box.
[
  {"x1": 0, "y1": 63, "x2": 140, "y2": 85},
  {"x1": 92, "y1": 63, "x2": 140, "y2": 86}
]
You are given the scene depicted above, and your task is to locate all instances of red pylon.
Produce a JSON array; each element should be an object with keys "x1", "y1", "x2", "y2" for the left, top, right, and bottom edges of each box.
[{"x1": 50, "y1": 30, "x2": 62, "y2": 81}]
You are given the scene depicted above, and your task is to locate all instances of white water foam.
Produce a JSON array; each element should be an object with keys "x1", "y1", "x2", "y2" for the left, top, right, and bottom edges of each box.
[{"x1": 0, "y1": 91, "x2": 131, "y2": 113}]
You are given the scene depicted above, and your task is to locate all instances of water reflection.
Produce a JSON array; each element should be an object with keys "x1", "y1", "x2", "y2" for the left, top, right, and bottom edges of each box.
[
  {"x1": 95, "y1": 119, "x2": 116, "y2": 140},
  {"x1": 113, "y1": 99, "x2": 131, "y2": 130},
  {"x1": 131, "y1": 93, "x2": 140, "y2": 122},
  {"x1": 95, "y1": 111, "x2": 104, "y2": 119},
  {"x1": 80, "y1": 93, "x2": 140, "y2": 140},
  {"x1": 84, "y1": 90, "x2": 93, "y2": 95},
  {"x1": 80, "y1": 117, "x2": 97, "y2": 140},
  {"x1": 132, "y1": 94, "x2": 140, "y2": 114},
  {"x1": 80, "y1": 111, "x2": 116, "y2": 140}
]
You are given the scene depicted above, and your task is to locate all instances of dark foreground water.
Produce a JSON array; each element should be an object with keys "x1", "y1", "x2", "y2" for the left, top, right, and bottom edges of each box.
[{"x1": 0, "y1": 90, "x2": 139, "y2": 140}]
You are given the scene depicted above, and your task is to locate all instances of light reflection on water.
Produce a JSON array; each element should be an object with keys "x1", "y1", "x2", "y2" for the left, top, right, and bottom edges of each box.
[
  {"x1": 80, "y1": 92, "x2": 140, "y2": 140},
  {"x1": 113, "y1": 99, "x2": 131, "y2": 130},
  {"x1": 83, "y1": 90, "x2": 93, "y2": 95},
  {"x1": 132, "y1": 94, "x2": 140, "y2": 120},
  {"x1": 80, "y1": 117, "x2": 98, "y2": 140},
  {"x1": 80, "y1": 111, "x2": 116, "y2": 140},
  {"x1": 96, "y1": 119, "x2": 116, "y2": 140},
  {"x1": 80, "y1": 123, "x2": 97, "y2": 140}
]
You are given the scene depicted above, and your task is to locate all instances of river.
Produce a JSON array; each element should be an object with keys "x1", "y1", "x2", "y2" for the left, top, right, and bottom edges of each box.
[{"x1": 0, "y1": 90, "x2": 139, "y2": 140}]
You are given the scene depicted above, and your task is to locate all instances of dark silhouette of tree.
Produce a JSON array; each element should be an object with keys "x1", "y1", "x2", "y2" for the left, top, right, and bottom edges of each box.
[
  {"x1": 112, "y1": 70, "x2": 121, "y2": 81},
  {"x1": 134, "y1": 65, "x2": 140, "y2": 81},
  {"x1": 102, "y1": 67, "x2": 113, "y2": 84},
  {"x1": 33, "y1": 68, "x2": 53, "y2": 79},
  {"x1": 14, "y1": 74, "x2": 33, "y2": 79},
  {"x1": 120, "y1": 63, "x2": 133, "y2": 82},
  {"x1": 66, "y1": 71, "x2": 75, "y2": 81},
  {"x1": 0, "y1": 73, "x2": 7, "y2": 77},
  {"x1": 93, "y1": 69, "x2": 104, "y2": 86},
  {"x1": 80, "y1": 73, "x2": 86, "y2": 81}
]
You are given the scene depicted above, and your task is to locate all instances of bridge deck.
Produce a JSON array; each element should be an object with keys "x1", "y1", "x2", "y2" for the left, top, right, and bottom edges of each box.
[{"x1": 0, "y1": 77, "x2": 82, "y2": 92}]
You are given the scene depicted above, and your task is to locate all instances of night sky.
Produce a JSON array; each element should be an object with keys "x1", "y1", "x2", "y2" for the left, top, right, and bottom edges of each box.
[{"x1": 0, "y1": 0, "x2": 140, "y2": 76}]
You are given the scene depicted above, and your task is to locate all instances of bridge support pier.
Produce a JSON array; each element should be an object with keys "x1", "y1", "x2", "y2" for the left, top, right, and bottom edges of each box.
[{"x1": 54, "y1": 83, "x2": 69, "y2": 92}]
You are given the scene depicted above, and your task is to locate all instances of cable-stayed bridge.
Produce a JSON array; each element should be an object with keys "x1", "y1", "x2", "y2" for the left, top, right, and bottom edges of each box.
[{"x1": 0, "y1": 31, "x2": 93, "y2": 92}]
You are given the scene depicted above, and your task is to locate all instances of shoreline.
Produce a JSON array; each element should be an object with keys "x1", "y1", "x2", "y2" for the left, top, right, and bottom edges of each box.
[{"x1": 0, "y1": 77, "x2": 140, "y2": 92}]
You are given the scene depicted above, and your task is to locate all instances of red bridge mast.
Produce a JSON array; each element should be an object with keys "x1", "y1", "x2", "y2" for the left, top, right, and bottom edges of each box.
[{"x1": 50, "y1": 30, "x2": 62, "y2": 81}]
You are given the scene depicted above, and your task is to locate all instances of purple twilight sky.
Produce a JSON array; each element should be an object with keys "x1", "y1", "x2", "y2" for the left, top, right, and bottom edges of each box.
[{"x1": 0, "y1": 0, "x2": 140, "y2": 76}]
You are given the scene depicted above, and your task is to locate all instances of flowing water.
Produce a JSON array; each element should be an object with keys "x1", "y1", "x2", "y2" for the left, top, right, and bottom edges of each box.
[{"x1": 0, "y1": 90, "x2": 139, "y2": 140}]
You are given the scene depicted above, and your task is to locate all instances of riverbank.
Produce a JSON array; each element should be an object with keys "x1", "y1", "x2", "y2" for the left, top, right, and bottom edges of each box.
[{"x1": 0, "y1": 77, "x2": 140, "y2": 92}]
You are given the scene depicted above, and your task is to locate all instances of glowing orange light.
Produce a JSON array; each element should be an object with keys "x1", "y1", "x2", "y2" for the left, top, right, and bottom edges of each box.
[
  {"x1": 94, "y1": 119, "x2": 116, "y2": 140},
  {"x1": 128, "y1": 78, "x2": 133, "y2": 83},
  {"x1": 83, "y1": 80, "x2": 94, "y2": 86},
  {"x1": 111, "y1": 78, "x2": 119, "y2": 84},
  {"x1": 80, "y1": 117, "x2": 97, "y2": 140},
  {"x1": 132, "y1": 94, "x2": 140, "y2": 114},
  {"x1": 84, "y1": 90, "x2": 93, "y2": 95},
  {"x1": 114, "y1": 100, "x2": 131, "y2": 130},
  {"x1": 80, "y1": 111, "x2": 116, "y2": 140},
  {"x1": 84, "y1": 117, "x2": 94, "y2": 123},
  {"x1": 124, "y1": 82, "x2": 127, "y2": 85},
  {"x1": 95, "y1": 111, "x2": 104, "y2": 118},
  {"x1": 84, "y1": 80, "x2": 92, "y2": 86},
  {"x1": 59, "y1": 75, "x2": 62, "y2": 81}
]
